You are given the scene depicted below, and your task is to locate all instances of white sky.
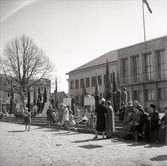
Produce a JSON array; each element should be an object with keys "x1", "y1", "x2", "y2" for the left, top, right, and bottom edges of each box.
[{"x1": 0, "y1": 0, "x2": 167, "y2": 93}]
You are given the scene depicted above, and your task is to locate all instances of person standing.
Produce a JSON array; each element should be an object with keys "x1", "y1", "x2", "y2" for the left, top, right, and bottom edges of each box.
[
  {"x1": 31, "y1": 103, "x2": 38, "y2": 118},
  {"x1": 46, "y1": 105, "x2": 54, "y2": 127},
  {"x1": 71, "y1": 95, "x2": 75, "y2": 115},
  {"x1": 158, "y1": 107, "x2": 167, "y2": 144},
  {"x1": 62, "y1": 105, "x2": 69, "y2": 129},
  {"x1": 121, "y1": 87, "x2": 128, "y2": 105},
  {"x1": 113, "y1": 86, "x2": 121, "y2": 113},
  {"x1": 23, "y1": 107, "x2": 31, "y2": 131},
  {"x1": 106, "y1": 100, "x2": 115, "y2": 139},
  {"x1": 93, "y1": 98, "x2": 107, "y2": 139},
  {"x1": 58, "y1": 103, "x2": 64, "y2": 125}
]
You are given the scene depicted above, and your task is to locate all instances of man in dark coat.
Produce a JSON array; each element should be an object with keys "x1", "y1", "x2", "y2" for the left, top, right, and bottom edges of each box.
[
  {"x1": 138, "y1": 104, "x2": 160, "y2": 141},
  {"x1": 113, "y1": 87, "x2": 121, "y2": 113},
  {"x1": 71, "y1": 95, "x2": 75, "y2": 115},
  {"x1": 46, "y1": 105, "x2": 54, "y2": 127}
]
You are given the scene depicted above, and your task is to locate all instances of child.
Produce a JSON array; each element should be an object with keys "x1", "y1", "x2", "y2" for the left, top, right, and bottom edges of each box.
[
  {"x1": 22, "y1": 107, "x2": 31, "y2": 131},
  {"x1": 69, "y1": 110, "x2": 76, "y2": 132}
]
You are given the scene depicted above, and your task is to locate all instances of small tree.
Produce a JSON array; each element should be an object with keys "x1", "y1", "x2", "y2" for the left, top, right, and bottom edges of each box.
[{"x1": 0, "y1": 35, "x2": 53, "y2": 110}]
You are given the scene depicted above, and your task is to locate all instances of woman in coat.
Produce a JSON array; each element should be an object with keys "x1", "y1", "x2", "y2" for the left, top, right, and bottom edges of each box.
[
  {"x1": 158, "y1": 107, "x2": 167, "y2": 144},
  {"x1": 46, "y1": 105, "x2": 54, "y2": 127},
  {"x1": 93, "y1": 98, "x2": 107, "y2": 139},
  {"x1": 106, "y1": 100, "x2": 115, "y2": 139}
]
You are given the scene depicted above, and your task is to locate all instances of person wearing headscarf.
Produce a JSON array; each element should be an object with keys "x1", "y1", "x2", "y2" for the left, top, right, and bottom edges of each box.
[
  {"x1": 106, "y1": 100, "x2": 115, "y2": 139},
  {"x1": 93, "y1": 98, "x2": 107, "y2": 139}
]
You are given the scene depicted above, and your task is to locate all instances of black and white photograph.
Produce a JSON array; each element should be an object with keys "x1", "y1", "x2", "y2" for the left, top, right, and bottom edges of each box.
[{"x1": 0, "y1": 0, "x2": 167, "y2": 165}]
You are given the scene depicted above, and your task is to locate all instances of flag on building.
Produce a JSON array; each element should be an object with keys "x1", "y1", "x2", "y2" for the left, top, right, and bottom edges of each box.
[
  {"x1": 143, "y1": 0, "x2": 152, "y2": 14},
  {"x1": 95, "y1": 70, "x2": 99, "y2": 96},
  {"x1": 113, "y1": 71, "x2": 117, "y2": 93},
  {"x1": 54, "y1": 78, "x2": 58, "y2": 108},
  {"x1": 117, "y1": 69, "x2": 121, "y2": 90},
  {"x1": 81, "y1": 78, "x2": 86, "y2": 107},
  {"x1": 105, "y1": 60, "x2": 112, "y2": 101},
  {"x1": 33, "y1": 85, "x2": 36, "y2": 104},
  {"x1": 27, "y1": 89, "x2": 30, "y2": 109},
  {"x1": 43, "y1": 86, "x2": 47, "y2": 104}
]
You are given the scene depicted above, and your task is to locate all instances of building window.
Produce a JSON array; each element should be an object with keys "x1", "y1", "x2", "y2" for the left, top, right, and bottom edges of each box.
[
  {"x1": 75, "y1": 80, "x2": 79, "y2": 89},
  {"x1": 145, "y1": 53, "x2": 153, "y2": 80},
  {"x1": 70, "y1": 80, "x2": 74, "y2": 90},
  {"x1": 146, "y1": 89, "x2": 154, "y2": 101},
  {"x1": 80, "y1": 79, "x2": 83, "y2": 88},
  {"x1": 103, "y1": 74, "x2": 106, "y2": 85},
  {"x1": 98, "y1": 75, "x2": 102, "y2": 86},
  {"x1": 91, "y1": 76, "x2": 95, "y2": 87},
  {"x1": 86, "y1": 78, "x2": 90, "y2": 88},
  {"x1": 134, "y1": 90, "x2": 141, "y2": 102},
  {"x1": 159, "y1": 87, "x2": 167, "y2": 100},
  {"x1": 123, "y1": 59, "x2": 128, "y2": 84},
  {"x1": 157, "y1": 50, "x2": 167, "y2": 79},
  {"x1": 133, "y1": 56, "x2": 140, "y2": 82}
]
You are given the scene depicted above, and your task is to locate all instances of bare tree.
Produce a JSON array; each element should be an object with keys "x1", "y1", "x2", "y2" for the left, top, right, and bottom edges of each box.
[{"x1": 0, "y1": 35, "x2": 53, "y2": 108}]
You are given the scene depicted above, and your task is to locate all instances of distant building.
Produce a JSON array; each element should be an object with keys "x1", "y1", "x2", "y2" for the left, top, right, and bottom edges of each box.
[
  {"x1": 66, "y1": 36, "x2": 167, "y2": 112},
  {"x1": 0, "y1": 74, "x2": 51, "y2": 111}
]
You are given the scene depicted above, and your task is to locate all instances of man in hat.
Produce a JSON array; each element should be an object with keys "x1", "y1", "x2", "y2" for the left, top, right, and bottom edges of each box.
[
  {"x1": 121, "y1": 87, "x2": 128, "y2": 105},
  {"x1": 138, "y1": 104, "x2": 159, "y2": 141}
]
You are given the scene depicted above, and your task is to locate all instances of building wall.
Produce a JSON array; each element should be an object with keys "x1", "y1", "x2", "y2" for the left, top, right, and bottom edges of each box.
[
  {"x1": 68, "y1": 62, "x2": 117, "y2": 102},
  {"x1": 118, "y1": 36, "x2": 167, "y2": 111},
  {"x1": 0, "y1": 75, "x2": 51, "y2": 110}
]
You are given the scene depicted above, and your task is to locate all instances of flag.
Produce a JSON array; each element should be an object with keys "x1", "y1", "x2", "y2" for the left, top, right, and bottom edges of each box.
[
  {"x1": 43, "y1": 86, "x2": 47, "y2": 104},
  {"x1": 117, "y1": 69, "x2": 121, "y2": 90},
  {"x1": 81, "y1": 78, "x2": 86, "y2": 107},
  {"x1": 105, "y1": 60, "x2": 112, "y2": 101},
  {"x1": 10, "y1": 80, "x2": 14, "y2": 113},
  {"x1": 33, "y1": 85, "x2": 36, "y2": 104},
  {"x1": 54, "y1": 78, "x2": 58, "y2": 108},
  {"x1": 27, "y1": 89, "x2": 30, "y2": 109},
  {"x1": 143, "y1": 0, "x2": 152, "y2": 14},
  {"x1": 113, "y1": 71, "x2": 117, "y2": 93},
  {"x1": 38, "y1": 87, "x2": 42, "y2": 101},
  {"x1": 95, "y1": 70, "x2": 99, "y2": 96}
]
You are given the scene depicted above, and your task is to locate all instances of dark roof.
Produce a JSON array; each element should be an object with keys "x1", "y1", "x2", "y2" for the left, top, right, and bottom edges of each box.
[{"x1": 67, "y1": 50, "x2": 117, "y2": 74}]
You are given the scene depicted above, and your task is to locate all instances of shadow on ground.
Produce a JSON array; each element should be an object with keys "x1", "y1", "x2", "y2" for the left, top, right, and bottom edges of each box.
[
  {"x1": 150, "y1": 155, "x2": 167, "y2": 161},
  {"x1": 7, "y1": 130, "x2": 25, "y2": 132},
  {"x1": 79, "y1": 144, "x2": 103, "y2": 149}
]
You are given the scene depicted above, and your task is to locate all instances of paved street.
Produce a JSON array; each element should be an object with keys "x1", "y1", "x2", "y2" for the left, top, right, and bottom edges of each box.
[{"x1": 0, "y1": 121, "x2": 167, "y2": 166}]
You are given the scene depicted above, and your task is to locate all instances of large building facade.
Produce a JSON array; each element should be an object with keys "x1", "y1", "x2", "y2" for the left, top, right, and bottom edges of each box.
[
  {"x1": 118, "y1": 36, "x2": 167, "y2": 111},
  {"x1": 67, "y1": 36, "x2": 167, "y2": 112}
]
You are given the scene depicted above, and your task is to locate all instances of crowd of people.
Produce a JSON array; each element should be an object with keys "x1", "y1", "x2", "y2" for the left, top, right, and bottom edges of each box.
[
  {"x1": 1, "y1": 87, "x2": 166, "y2": 144},
  {"x1": 118, "y1": 100, "x2": 167, "y2": 144}
]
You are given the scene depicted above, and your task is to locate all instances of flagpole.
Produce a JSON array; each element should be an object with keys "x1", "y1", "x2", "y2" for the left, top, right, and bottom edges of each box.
[{"x1": 142, "y1": 0, "x2": 147, "y2": 49}]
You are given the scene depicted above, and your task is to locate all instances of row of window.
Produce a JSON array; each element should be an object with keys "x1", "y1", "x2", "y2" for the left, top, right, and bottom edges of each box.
[
  {"x1": 70, "y1": 73, "x2": 116, "y2": 90},
  {"x1": 74, "y1": 87, "x2": 167, "y2": 103},
  {"x1": 134, "y1": 87, "x2": 167, "y2": 101},
  {"x1": 122, "y1": 49, "x2": 167, "y2": 84}
]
